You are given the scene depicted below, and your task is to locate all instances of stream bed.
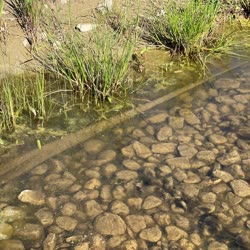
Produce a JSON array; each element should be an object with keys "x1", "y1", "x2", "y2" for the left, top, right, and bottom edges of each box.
[{"x1": 0, "y1": 62, "x2": 249, "y2": 249}]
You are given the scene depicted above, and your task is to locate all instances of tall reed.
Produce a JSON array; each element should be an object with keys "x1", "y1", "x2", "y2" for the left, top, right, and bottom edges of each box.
[{"x1": 0, "y1": 72, "x2": 54, "y2": 131}]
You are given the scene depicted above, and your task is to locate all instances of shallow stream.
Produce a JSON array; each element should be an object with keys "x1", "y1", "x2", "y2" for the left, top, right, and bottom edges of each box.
[{"x1": 0, "y1": 58, "x2": 249, "y2": 249}]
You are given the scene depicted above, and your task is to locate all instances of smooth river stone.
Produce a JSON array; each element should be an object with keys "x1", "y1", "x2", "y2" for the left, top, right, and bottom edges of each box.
[
  {"x1": 35, "y1": 208, "x2": 54, "y2": 227},
  {"x1": 214, "y1": 78, "x2": 240, "y2": 89},
  {"x1": 0, "y1": 223, "x2": 13, "y2": 240},
  {"x1": 98, "y1": 150, "x2": 116, "y2": 162},
  {"x1": 209, "y1": 134, "x2": 227, "y2": 144},
  {"x1": 168, "y1": 116, "x2": 184, "y2": 129},
  {"x1": 147, "y1": 112, "x2": 168, "y2": 124},
  {"x1": 177, "y1": 144, "x2": 198, "y2": 158},
  {"x1": 230, "y1": 180, "x2": 250, "y2": 197},
  {"x1": 31, "y1": 163, "x2": 48, "y2": 175},
  {"x1": 142, "y1": 196, "x2": 162, "y2": 210},
  {"x1": 0, "y1": 206, "x2": 26, "y2": 222},
  {"x1": 217, "y1": 150, "x2": 241, "y2": 166},
  {"x1": 179, "y1": 109, "x2": 201, "y2": 125},
  {"x1": 121, "y1": 144, "x2": 135, "y2": 158},
  {"x1": 166, "y1": 157, "x2": 190, "y2": 169},
  {"x1": 126, "y1": 215, "x2": 146, "y2": 233},
  {"x1": 111, "y1": 201, "x2": 129, "y2": 216},
  {"x1": 84, "y1": 200, "x2": 103, "y2": 218},
  {"x1": 196, "y1": 150, "x2": 215, "y2": 163},
  {"x1": 94, "y1": 213, "x2": 126, "y2": 235},
  {"x1": 56, "y1": 216, "x2": 78, "y2": 231},
  {"x1": 139, "y1": 226, "x2": 162, "y2": 242},
  {"x1": 14, "y1": 223, "x2": 44, "y2": 241},
  {"x1": 43, "y1": 233, "x2": 57, "y2": 250},
  {"x1": 152, "y1": 143, "x2": 176, "y2": 154},
  {"x1": 156, "y1": 126, "x2": 173, "y2": 141},
  {"x1": 0, "y1": 240, "x2": 25, "y2": 250},
  {"x1": 122, "y1": 159, "x2": 141, "y2": 170},
  {"x1": 84, "y1": 178, "x2": 101, "y2": 190},
  {"x1": 213, "y1": 169, "x2": 234, "y2": 183},
  {"x1": 133, "y1": 141, "x2": 152, "y2": 159},
  {"x1": 165, "y1": 226, "x2": 188, "y2": 241},
  {"x1": 83, "y1": 139, "x2": 105, "y2": 154},
  {"x1": 208, "y1": 241, "x2": 228, "y2": 250},
  {"x1": 18, "y1": 190, "x2": 45, "y2": 206},
  {"x1": 116, "y1": 170, "x2": 138, "y2": 180}
]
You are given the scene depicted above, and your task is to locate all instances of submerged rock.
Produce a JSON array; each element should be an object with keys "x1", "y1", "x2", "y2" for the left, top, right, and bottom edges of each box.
[
  {"x1": 217, "y1": 150, "x2": 241, "y2": 166},
  {"x1": 126, "y1": 214, "x2": 146, "y2": 233},
  {"x1": 230, "y1": 180, "x2": 250, "y2": 197},
  {"x1": 214, "y1": 78, "x2": 240, "y2": 89},
  {"x1": 208, "y1": 241, "x2": 228, "y2": 250},
  {"x1": 157, "y1": 126, "x2": 173, "y2": 141},
  {"x1": 0, "y1": 206, "x2": 26, "y2": 222},
  {"x1": 35, "y1": 208, "x2": 54, "y2": 227},
  {"x1": 142, "y1": 196, "x2": 162, "y2": 210},
  {"x1": 179, "y1": 109, "x2": 201, "y2": 125},
  {"x1": 196, "y1": 150, "x2": 215, "y2": 163},
  {"x1": 14, "y1": 223, "x2": 44, "y2": 241},
  {"x1": 177, "y1": 144, "x2": 197, "y2": 158},
  {"x1": 139, "y1": 226, "x2": 162, "y2": 242},
  {"x1": 166, "y1": 157, "x2": 190, "y2": 169},
  {"x1": 147, "y1": 112, "x2": 168, "y2": 124},
  {"x1": 94, "y1": 213, "x2": 126, "y2": 235},
  {"x1": 83, "y1": 139, "x2": 105, "y2": 154},
  {"x1": 43, "y1": 233, "x2": 57, "y2": 250},
  {"x1": 165, "y1": 226, "x2": 188, "y2": 241},
  {"x1": 209, "y1": 134, "x2": 227, "y2": 145},
  {"x1": 116, "y1": 170, "x2": 138, "y2": 180},
  {"x1": 84, "y1": 200, "x2": 103, "y2": 218},
  {"x1": 0, "y1": 223, "x2": 13, "y2": 240},
  {"x1": 18, "y1": 190, "x2": 45, "y2": 206},
  {"x1": 133, "y1": 141, "x2": 152, "y2": 159},
  {"x1": 56, "y1": 216, "x2": 78, "y2": 231},
  {"x1": 152, "y1": 143, "x2": 176, "y2": 154},
  {"x1": 0, "y1": 240, "x2": 25, "y2": 250}
]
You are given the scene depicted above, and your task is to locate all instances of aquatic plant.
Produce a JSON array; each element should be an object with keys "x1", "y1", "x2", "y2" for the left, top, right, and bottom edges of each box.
[
  {"x1": 0, "y1": 72, "x2": 55, "y2": 131},
  {"x1": 240, "y1": 0, "x2": 250, "y2": 17},
  {"x1": 144, "y1": 0, "x2": 231, "y2": 61}
]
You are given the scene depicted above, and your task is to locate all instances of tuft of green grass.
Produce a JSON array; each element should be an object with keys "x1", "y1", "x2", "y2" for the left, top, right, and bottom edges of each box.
[
  {"x1": 144, "y1": 0, "x2": 232, "y2": 62},
  {"x1": 32, "y1": 24, "x2": 136, "y2": 104}
]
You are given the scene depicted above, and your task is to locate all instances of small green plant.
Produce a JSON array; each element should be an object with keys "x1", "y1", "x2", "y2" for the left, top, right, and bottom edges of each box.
[
  {"x1": 240, "y1": 0, "x2": 250, "y2": 17},
  {"x1": 145, "y1": 0, "x2": 231, "y2": 61}
]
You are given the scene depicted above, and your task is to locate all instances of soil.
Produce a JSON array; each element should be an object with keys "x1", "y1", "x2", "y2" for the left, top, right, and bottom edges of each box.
[{"x1": 0, "y1": 0, "x2": 147, "y2": 77}]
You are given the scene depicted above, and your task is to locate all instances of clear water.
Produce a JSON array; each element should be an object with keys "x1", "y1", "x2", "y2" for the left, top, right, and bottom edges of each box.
[{"x1": 0, "y1": 61, "x2": 249, "y2": 249}]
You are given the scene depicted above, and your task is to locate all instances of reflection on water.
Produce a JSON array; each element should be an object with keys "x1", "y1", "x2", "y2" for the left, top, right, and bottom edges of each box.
[{"x1": 0, "y1": 63, "x2": 249, "y2": 249}]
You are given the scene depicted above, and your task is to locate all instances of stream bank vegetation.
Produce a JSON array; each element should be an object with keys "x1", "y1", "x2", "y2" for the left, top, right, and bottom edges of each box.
[
  {"x1": 0, "y1": 0, "x2": 250, "y2": 136},
  {"x1": 142, "y1": 0, "x2": 235, "y2": 64}
]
